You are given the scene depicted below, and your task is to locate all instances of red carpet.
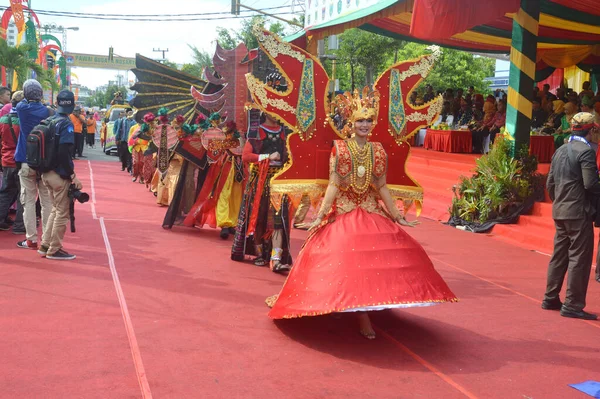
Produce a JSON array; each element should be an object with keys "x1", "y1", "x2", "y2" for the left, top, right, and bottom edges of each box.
[{"x1": 1, "y1": 157, "x2": 599, "y2": 398}]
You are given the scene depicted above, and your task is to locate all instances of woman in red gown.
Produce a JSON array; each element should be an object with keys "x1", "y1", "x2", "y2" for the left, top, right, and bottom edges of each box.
[{"x1": 267, "y1": 90, "x2": 457, "y2": 339}]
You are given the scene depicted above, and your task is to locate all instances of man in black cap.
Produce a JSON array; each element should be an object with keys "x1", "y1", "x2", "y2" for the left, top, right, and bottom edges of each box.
[
  {"x1": 38, "y1": 90, "x2": 81, "y2": 260},
  {"x1": 543, "y1": 112, "x2": 600, "y2": 320}
]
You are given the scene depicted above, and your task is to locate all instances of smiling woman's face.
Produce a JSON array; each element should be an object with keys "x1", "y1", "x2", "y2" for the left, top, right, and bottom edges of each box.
[{"x1": 353, "y1": 118, "x2": 373, "y2": 138}]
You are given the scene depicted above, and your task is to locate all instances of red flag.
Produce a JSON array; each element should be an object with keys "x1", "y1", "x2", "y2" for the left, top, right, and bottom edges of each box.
[
  {"x1": 410, "y1": 0, "x2": 520, "y2": 40},
  {"x1": 10, "y1": 0, "x2": 26, "y2": 33}
]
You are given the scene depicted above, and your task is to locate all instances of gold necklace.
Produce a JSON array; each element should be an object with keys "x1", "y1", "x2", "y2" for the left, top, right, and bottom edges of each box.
[{"x1": 347, "y1": 139, "x2": 372, "y2": 195}]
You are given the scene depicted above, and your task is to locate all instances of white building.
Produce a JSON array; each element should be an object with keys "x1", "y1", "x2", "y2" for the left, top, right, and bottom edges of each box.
[{"x1": 6, "y1": 22, "x2": 24, "y2": 47}]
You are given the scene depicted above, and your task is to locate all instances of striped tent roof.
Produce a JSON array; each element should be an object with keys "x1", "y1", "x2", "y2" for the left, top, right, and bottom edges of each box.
[{"x1": 289, "y1": 0, "x2": 600, "y2": 74}]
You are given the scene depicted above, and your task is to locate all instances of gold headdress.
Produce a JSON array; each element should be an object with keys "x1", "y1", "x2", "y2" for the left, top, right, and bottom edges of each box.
[{"x1": 332, "y1": 86, "x2": 380, "y2": 137}]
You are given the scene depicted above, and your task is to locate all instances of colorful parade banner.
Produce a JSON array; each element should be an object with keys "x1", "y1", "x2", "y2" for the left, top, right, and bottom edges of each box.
[
  {"x1": 9, "y1": 0, "x2": 26, "y2": 32},
  {"x1": 64, "y1": 52, "x2": 136, "y2": 70}
]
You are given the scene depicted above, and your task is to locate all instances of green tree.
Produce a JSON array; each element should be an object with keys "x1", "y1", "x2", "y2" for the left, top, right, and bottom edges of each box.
[
  {"x1": 216, "y1": 16, "x2": 292, "y2": 51},
  {"x1": 38, "y1": 69, "x2": 60, "y2": 104},
  {"x1": 394, "y1": 42, "x2": 495, "y2": 94},
  {"x1": 182, "y1": 45, "x2": 212, "y2": 77},
  {"x1": 328, "y1": 29, "x2": 495, "y2": 94},
  {"x1": 333, "y1": 29, "x2": 400, "y2": 90},
  {"x1": 0, "y1": 39, "x2": 43, "y2": 89}
]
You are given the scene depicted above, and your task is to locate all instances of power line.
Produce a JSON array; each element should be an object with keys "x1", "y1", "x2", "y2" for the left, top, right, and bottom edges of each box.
[{"x1": 0, "y1": 5, "x2": 299, "y2": 22}]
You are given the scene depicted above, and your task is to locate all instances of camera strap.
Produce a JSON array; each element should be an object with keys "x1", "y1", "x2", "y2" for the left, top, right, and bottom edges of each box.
[{"x1": 6, "y1": 113, "x2": 18, "y2": 144}]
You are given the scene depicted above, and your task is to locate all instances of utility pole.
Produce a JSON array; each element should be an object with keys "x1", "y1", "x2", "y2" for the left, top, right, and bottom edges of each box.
[{"x1": 153, "y1": 48, "x2": 169, "y2": 63}]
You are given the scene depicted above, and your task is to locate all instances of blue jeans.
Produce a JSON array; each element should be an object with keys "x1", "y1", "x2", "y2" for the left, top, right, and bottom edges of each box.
[{"x1": 0, "y1": 166, "x2": 24, "y2": 229}]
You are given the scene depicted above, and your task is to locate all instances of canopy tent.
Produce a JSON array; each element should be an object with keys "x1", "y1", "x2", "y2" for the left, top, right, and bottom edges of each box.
[
  {"x1": 289, "y1": 0, "x2": 600, "y2": 153},
  {"x1": 291, "y1": 0, "x2": 600, "y2": 80}
]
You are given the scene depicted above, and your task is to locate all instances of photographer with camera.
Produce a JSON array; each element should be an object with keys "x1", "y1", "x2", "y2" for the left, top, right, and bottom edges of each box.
[{"x1": 38, "y1": 90, "x2": 82, "y2": 260}]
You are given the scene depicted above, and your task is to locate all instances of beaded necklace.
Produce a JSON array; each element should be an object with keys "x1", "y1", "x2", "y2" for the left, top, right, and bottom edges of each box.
[{"x1": 347, "y1": 139, "x2": 373, "y2": 195}]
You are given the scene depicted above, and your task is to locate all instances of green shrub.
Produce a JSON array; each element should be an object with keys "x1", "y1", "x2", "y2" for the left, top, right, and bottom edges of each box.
[{"x1": 450, "y1": 137, "x2": 545, "y2": 223}]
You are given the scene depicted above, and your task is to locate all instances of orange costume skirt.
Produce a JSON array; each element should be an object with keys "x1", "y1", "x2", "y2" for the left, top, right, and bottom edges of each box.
[{"x1": 268, "y1": 208, "x2": 457, "y2": 319}]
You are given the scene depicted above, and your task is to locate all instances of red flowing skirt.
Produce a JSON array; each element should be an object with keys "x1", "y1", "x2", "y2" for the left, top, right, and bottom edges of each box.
[{"x1": 268, "y1": 208, "x2": 457, "y2": 319}]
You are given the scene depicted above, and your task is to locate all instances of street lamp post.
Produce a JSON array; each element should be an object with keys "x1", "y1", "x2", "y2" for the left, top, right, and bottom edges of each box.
[{"x1": 41, "y1": 23, "x2": 79, "y2": 53}]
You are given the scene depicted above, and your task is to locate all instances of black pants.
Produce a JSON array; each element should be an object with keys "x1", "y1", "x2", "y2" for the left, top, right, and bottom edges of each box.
[
  {"x1": 74, "y1": 133, "x2": 84, "y2": 157},
  {"x1": 86, "y1": 133, "x2": 95, "y2": 147},
  {"x1": 0, "y1": 166, "x2": 24, "y2": 229},
  {"x1": 544, "y1": 218, "x2": 594, "y2": 312},
  {"x1": 118, "y1": 141, "x2": 131, "y2": 171}
]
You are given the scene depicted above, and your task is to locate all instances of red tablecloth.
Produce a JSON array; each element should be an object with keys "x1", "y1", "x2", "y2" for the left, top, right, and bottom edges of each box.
[
  {"x1": 529, "y1": 135, "x2": 555, "y2": 163},
  {"x1": 424, "y1": 129, "x2": 472, "y2": 153}
]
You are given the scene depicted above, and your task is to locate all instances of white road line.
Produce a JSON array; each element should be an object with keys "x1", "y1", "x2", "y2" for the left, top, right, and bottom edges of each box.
[
  {"x1": 87, "y1": 161, "x2": 97, "y2": 220},
  {"x1": 88, "y1": 161, "x2": 153, "y2": 398}
]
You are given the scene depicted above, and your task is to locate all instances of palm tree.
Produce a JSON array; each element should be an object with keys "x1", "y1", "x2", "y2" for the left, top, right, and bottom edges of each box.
[
  {"x1": 0, "y1": 38, "x2": 43, "y2": 89},
  {"x1": 39, "y1": 68, "x2": 60, "y2": 104}
]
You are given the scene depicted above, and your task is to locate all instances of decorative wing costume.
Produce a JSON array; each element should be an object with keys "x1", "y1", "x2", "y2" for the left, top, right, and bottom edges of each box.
[
  {"x1": 130, "y1": 54, "x2": 209, "y2": 124},
  {"x1": 245, "y1": 27, "x2": 442, "y2": 215}
]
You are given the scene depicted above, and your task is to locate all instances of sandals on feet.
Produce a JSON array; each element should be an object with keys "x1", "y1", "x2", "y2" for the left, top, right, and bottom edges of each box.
[{"x1": 254, "y1": 257, "x2": 267, "y2": 267}]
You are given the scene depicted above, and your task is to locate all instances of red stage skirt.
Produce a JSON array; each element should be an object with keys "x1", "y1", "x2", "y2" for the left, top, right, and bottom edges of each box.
[{"x1": 268, "y1": 208, "x2": 457, "y2": 319}]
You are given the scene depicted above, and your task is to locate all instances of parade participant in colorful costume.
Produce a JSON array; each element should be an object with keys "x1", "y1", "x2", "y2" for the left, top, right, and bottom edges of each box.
[
  {"x1": 128, "y1": 114, "x2": 155, "y2": 185},
  {"x1": 241, "y1": 28, "x2": 450, "y2": 338},
  {"x1": 183, "y1": 113, "x2": 245, "y2": 239},
  {"x1": 231, "y1": 73, "x2": 293, "y2": 273},
  {"x1": 267, "y1": 88, "x2": 457, "y2": 339},
  {"x1": 146, "y1": 108, "x2": 196, "y2": 208}
]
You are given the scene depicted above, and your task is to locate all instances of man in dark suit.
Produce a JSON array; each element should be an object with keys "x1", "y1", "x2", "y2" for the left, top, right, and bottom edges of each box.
[{"x1": 543, "y1": 112, "x2": 600, "y2": 320}]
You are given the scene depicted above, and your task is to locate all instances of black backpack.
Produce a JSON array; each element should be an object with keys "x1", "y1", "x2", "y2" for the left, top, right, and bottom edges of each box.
[{"x1": 26, "y1": 117, "x2": 65, "y2": 173}]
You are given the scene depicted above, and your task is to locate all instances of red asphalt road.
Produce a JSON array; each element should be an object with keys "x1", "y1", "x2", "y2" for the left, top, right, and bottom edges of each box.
[{"x1": 1, "y1": 159, "x2": 599, "y2": 399}]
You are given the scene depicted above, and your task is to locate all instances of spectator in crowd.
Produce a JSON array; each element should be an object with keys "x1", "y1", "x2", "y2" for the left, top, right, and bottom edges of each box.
[
  {"x1": 423, "y1": 84, "x2": 435, "y2": 103},
  {"x1": 579, "y1": 81, "x2": 594, "y2": 101},
  {"x1": 541, "y1": 84, "x2": 557, "y2": 109},
  {"x1": 115, "y1": 109, "x2": 135, "y2": 173},
  {"x1": 473, "y1": 100, "x2": 506, "y2": 151},
  {"x1": 542, "y1": 100, "x2": 566, "y2": 134},
  {"x1": 332, "y1": 107, "x2": 344, "y2": 131},
  {"x1": 531, "y1": 98, "x2": 547, "y2": 129},
  {"x1": 483, "y1": 95, "x2": 496, "y2": 124},
  {"x1": 0, "y1": 86, "x2": 12, "y2": 117},
  {"x1": 39, "y1": 90, "x2": 81, "y2": 260},
  {"x1": 453, "y1": 88, "x2": 464, "y2": 116},
  {"x1": 471, "y1": 96, "x2": 484, "y2": 123},
  {"x1": 69, "y1": 106, "x2": 86, "y2": 159},
  {"x1": 15, "y1": 79, "x2": 54, "y2": 250},
  {"x1": 556, "y1": 88, "x2": 567, "y2": 103},
  {"x1": 409, "y1": 90, "x2": 418, "y2": 106},
  {"x1": 581, "y1": 96, "x2": 594, "y2": 113},
  {"x1": 0, "y1": 91, "x2": 25, "y2": 233},
  {"x1": 85, "y1": 111, "x2": 96, "y2": 148},
  {"x1": 456, "y1": 99, "x2": 473, "y2": 126},
  {"x1": 543, "y1": 112, "x2": 600, "y2": 320}
]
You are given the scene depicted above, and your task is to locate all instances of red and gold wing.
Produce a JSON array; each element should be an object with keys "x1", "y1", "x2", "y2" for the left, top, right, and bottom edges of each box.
[
  {"x1": 246, "y1": 27, "x2": 339, "y2": 209},
  {"x1": 373, "y1": 48, "x2": 443, "y2": 214}
]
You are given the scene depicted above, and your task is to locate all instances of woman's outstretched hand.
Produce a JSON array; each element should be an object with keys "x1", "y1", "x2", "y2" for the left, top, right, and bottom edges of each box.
[
  {"x1": 396, "y1": 216, "x2": 420, "y2": 228},
  {"x1": 299, "y1": 216, "x2": 323, "y2": 231}
]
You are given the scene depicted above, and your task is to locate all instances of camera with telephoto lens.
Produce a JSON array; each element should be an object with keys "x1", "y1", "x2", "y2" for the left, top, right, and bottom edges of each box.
[{"x1": 68, "y1": 184, "x2": 89, "y2": 233}]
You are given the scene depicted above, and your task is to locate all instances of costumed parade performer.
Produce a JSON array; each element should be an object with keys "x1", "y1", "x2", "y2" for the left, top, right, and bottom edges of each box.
[
  {"x1": 267, "y1": 89, "x2": 457, "y2": 339},
  {"x1": 183, "y1": 113, "x2": 245, "y2": 239},
  {"x1": 239, "y1": 27, "x2": 453, "y2": 339},
  {"x1": 231, "y1": 73, "x2": 293, "y2": 273},
  {"x1": 147, "y1": 108, "x2": 196, "y2": 208},
  {"x1": 128, "y1": 113, "x2": 156, "y2": 185}
]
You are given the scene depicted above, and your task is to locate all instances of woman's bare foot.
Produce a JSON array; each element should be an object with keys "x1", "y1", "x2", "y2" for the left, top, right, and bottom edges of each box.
[{"x1": 357, "y1": 313, "x2": 376, "y2": 339}]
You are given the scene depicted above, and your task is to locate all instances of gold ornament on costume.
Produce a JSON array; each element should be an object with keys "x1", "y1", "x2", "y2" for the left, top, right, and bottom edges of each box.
[
  {"x1": 346, "y1": 139, "x2": 373, "y2": 195},
  {"x1": 331, "y1": 87, "x2": 380, "y2": 138}
]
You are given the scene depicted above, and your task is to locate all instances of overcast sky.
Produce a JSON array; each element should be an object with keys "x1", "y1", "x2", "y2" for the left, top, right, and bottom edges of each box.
[{"x1": 37, "y1": 0, "x2": 302, "y2": 89}]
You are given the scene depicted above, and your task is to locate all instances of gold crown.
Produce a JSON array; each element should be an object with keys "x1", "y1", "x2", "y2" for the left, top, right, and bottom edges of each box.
[{"x1": 332, "y1": 87, "x2": 379, "y2": 137}]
